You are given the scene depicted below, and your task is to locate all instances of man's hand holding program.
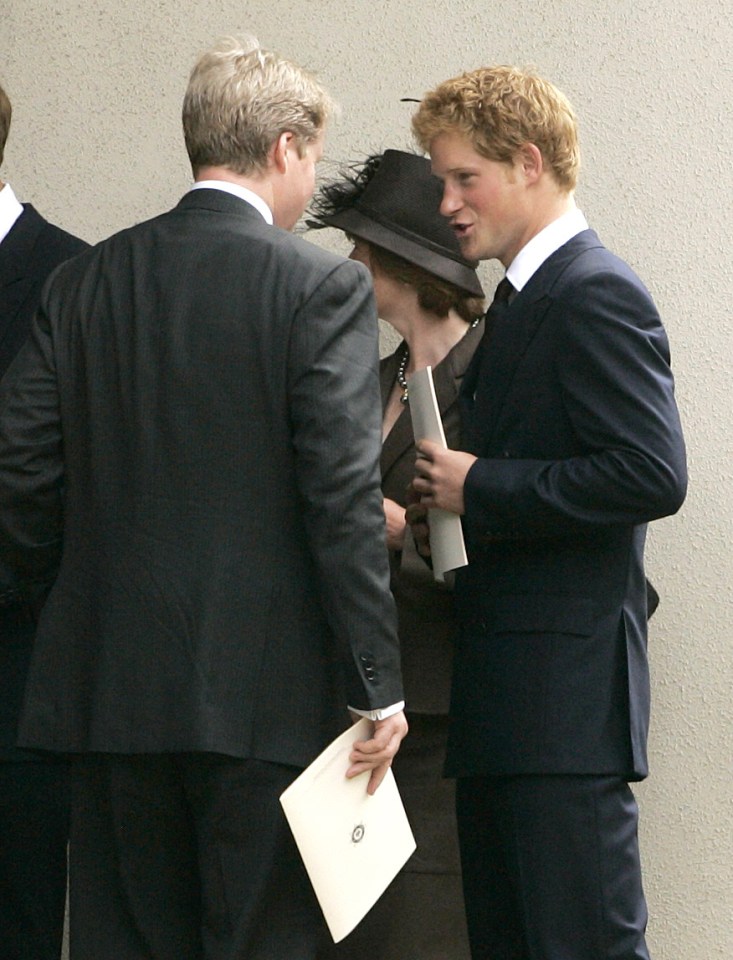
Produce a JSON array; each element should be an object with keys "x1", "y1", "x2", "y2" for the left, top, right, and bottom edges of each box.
[{"x1": 347, "y1": 712, "x2": 409, "y2": 795}]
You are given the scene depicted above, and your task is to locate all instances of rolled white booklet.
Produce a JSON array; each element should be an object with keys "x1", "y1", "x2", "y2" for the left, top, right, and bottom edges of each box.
[{"x1": 407, "y1": 365, "x2": 469, "y2": 581}]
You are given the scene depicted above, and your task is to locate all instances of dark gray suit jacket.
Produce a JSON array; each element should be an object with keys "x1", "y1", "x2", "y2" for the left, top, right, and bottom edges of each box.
[
  {"x1": 0, "y1": 189, "x2": 403, "y2": 769},
  {"x1": 0, "y1": 202, "x2": 87, "y2": 761},
  {"x1": 449, "y1": 230, "x2": 687, "y2": 780}
]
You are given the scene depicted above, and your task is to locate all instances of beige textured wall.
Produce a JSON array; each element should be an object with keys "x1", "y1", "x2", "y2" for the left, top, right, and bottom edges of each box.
[{"x1": 4, "y1": 2, "x2": 732, "y2": 956}]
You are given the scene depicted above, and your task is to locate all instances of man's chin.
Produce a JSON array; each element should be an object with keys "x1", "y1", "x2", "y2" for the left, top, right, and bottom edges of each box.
[{"x1": 457, "y1": 237, "x2": 477, "y2": 260}]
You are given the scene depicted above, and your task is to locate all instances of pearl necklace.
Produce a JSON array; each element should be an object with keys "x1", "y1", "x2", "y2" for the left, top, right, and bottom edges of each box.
[
  {"x1": 396, "y1": 344, "x2": 411, "y2": 404},
  {"x1": 396, "y1": 317, "x2": 481, "y2": 404}
]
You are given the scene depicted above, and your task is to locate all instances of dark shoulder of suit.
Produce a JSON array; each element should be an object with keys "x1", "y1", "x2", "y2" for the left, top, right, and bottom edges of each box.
[{"x1": 0, "y1": 204, "x2": 89, "y2": 379}]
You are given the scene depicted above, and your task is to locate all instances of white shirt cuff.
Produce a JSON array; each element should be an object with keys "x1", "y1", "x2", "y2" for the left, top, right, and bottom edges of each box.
[{"x1": 348, "y1": 701, "x2": 405, "y2": 721}]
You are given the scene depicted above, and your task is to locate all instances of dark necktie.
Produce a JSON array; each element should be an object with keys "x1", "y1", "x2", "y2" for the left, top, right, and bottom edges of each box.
[
  {"x1": 481, "y1": 276, "x2": 515, "y2": 344},
  {"x1": 490, "y1": 276, "x2": 514, "y2": 310},
  {"x1": 461, "y1": 277, "x2": 514, "y2": 405}
]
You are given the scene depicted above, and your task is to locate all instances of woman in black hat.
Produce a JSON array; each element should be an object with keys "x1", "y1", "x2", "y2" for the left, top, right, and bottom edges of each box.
[{"x1": 310, "y1": 150, "x2": 484, "y2": 960}]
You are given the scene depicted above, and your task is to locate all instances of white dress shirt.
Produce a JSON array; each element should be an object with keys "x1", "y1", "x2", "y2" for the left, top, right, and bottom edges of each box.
[
  {"x1": 0, "y1": 182, "x2": 24, "y2": 247},
  {"x1": 506, "y1": 206, "x2": 589, "y2": 292},
  {"x1": 190, "y1": 179, "x2": 274, "y2": 225}
]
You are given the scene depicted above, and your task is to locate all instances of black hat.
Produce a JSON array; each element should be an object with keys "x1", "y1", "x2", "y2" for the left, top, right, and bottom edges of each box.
[{"x1": 312, "y1": 150, "x2": 484, "y2": 298}]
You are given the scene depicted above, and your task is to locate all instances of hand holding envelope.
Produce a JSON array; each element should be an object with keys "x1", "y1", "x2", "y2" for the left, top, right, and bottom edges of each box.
[
  {"x1": 280, "y1": 719, "x2": 416, "y2": 943},
  {"x1": 346, "y1": 710, "x2": 409, "y2": 794}
]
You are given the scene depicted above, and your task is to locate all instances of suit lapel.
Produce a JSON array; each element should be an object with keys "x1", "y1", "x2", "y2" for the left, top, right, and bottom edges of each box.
[
  {"x1": 469, "y1": 293, "x2": 549, "y2": 444},
  {"x1": 466, "y1": 230, "x2": 604, "y2": 449},
  {"x1": 432, "y1": 317, "x2": 484, "y2": 434},
  {"x1": 380, "y1": 349, "x2": 413, "y2": 477},
  {"x1": 0, "y1": 205, "x2": 45, "y2": 288}
]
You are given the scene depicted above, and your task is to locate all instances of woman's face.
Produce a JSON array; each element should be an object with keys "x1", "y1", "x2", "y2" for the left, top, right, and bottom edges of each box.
[{"x1": 348, "y1": 239, "x2": 405, "y2": 321}]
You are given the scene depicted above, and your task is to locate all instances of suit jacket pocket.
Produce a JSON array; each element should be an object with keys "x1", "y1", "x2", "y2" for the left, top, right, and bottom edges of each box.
[{"x1": 452, "y1": 595, "x2": 604, "y2": 768}]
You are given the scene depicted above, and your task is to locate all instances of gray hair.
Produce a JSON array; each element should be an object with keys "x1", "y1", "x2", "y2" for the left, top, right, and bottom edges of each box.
[{"x1": 182, "y1": 35, "x2": 335, "y2": 176}]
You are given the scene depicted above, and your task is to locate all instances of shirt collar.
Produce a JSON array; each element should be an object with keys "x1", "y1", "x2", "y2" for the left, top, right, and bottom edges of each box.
[
  {"x1": 190, "y1": 179, "x2": 274, "y2": 225},
  {"x1": 506, "y1": 207, "x2": 589, "y2": 292},
  {"x1": 0, "y1": 183, "x2": 24, "y2": 246}
]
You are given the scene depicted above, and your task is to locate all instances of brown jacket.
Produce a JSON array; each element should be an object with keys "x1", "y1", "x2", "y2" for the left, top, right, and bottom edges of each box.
[{"x1": 379, "y1": 320, "x2": 483, "y2": 714}]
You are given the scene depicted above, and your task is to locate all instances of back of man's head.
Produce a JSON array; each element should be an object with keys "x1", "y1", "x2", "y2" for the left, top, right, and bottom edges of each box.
[
  {"x1": 182, "y1": 34, "x2": 333, "y2": 178},
  {"x1": 0, "y1": 80, "x2": 11, "y2": 169},
  {"x1": 412, "y1": 65, "x2": 580, "y2": 192}
]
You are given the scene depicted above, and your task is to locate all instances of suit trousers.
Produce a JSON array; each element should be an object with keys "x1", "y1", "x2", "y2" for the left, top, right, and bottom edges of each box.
[
  {"x1": 0, "y1": 759, "x2": 69, "y2": 960},
  {"x1": 456, "y1": 774, "x2": 651, "y2": 960},
  {"x1": 68, "y1": 753, "x2": 327, "y2": 960}
]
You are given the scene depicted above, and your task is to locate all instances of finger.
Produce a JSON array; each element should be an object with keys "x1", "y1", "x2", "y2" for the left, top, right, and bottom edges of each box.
[
  {"x1": 405, "y1": 501, "x2": 428, "y2": 522},
  {"x1": 415, "y1": 439, "x2": 438, "y2": 460},
  {"x1": 415, "y1": 538, "x2": 432, "y2": 557},
  {"x1": 349, "y1": 731, "x2": 389, "y2": 761},
  {"x1": 411, "y1": 477, "x2": 432, "y2": 495},
  {"x1": 345, "y1": 713, "x2": 407, "y2": 781},
  {"x1": 345, "y1": 751, "x2": 391, "y2": 778},
  {"x1": 345, "y1": 758, "x2": 374, "y2": 779},
  {"x1": 351, "y1": 725, "x2": 402, "y2": 762},
  {"x1": 367, "y1": 762, "x2": 390, "y2": 795}
]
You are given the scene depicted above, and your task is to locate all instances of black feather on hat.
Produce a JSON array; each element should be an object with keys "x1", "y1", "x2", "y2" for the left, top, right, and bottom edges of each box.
[{"x1": 309, "y1": 150, "x2": 484, "y2": 298}]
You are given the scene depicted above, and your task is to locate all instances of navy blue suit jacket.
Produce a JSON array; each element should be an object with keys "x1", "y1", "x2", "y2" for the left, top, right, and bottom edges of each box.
[{"x1": 447, "y1": 229, "x2": 686, "y2": 780}]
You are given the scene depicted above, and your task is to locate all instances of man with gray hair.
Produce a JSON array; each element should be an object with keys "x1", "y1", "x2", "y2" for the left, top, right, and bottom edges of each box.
[{"x1": 0, "y1": 36, "x2": 406, "y2": 959}]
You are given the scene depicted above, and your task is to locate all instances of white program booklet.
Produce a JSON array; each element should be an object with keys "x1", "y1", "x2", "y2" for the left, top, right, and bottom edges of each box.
[
  {"x1": 407, "y1": 365, "x2": 469, "y2": 581},
  {"x1": 279, "y1": 718, "x2": 416, "y2": 943}
]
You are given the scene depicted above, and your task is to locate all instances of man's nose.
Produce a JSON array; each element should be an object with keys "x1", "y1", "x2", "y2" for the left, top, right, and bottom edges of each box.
[{"x1": 439, "y1": 184, "x2": 460, "y2": 217}]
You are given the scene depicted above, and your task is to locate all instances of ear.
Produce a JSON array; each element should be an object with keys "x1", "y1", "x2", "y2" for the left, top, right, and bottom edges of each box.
[
  {"x1": 517, "y1": 143, "x2": 544, "y2": 184},
  {"x1": 271, "y1": 131, "x2": 294, "y2": 174}
]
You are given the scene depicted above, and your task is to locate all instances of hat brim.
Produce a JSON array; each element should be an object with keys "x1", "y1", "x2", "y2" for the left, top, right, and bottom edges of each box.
[{"x1": 320, "y1": 207, "x2": 484, "y2": 298}]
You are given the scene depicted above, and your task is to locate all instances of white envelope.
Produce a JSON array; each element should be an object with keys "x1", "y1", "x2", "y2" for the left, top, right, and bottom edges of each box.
[
  {"x1": 279, "y1": 718, "x2": 416, "y2": 943},
  {"x1": 407, "y1": 365, "x2": 469, "y2": 580}
]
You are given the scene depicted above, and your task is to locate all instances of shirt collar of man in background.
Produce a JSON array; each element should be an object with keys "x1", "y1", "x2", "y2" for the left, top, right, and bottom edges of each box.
[
  {"x1": 0, "y1": 182, "x2": 24, "y2": 247},
  {"x1": 506, "y1": 206, "x2": 589, "y2": 293},
  {"x1": 190, "y1": 179, "x2": 274, "y2": 225}
]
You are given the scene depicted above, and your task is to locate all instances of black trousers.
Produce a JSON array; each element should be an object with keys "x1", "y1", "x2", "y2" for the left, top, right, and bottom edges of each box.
[
  {"x1": 0, "y1": 760, "x2": 69, "y2": 960},
  {"x1": 456, "y1": 774, "x2": 651, "y2": 960},
  {"x1": 68, "y1": 753, "x2": 327, "y2": 960}
]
